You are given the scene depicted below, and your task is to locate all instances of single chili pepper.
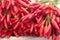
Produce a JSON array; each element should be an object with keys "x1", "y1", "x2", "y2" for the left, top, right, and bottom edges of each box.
[
  {"x1": 0, "y1": 16, "x2": 5, "y2": 22},
  {"x1": 24, "y1": 29, "x2": 30, "y2": 33},
  {"x1": 20, "y1": 22, "x2": 24, "y2": 28},
  {"x1": 47, "y1": 24, "x2": 52, "y2": 38},
  {"x1": 52, "y1": 15, "x2": 56, "y2": 20},
  {"x1": 51, "y1": 19, "x2": 59, "y2": 31},
  {"x1": 7, "y1": 14, "x2": 10, "y2": 23},
  {"x1": 50, "y1": 10, "x2": 53, "y2": 18},
  {"x1": 13, "y1": 21, "x2": 20, "y2": 30},
  {"x1": 13, "y1": 31, "x2": 19, "y2": 37},
  {"x1": 4, "y1": 19, "x2": 8, "y2": 29},
  {"x1": 20, "y1": 7, "x2": 29, "y2": 14},
  {"x1": 34, "y1": 26, "x2": 38, "y2": 35},
  {"x1": 57, "y1": 10, "x2": 60, "y2": 16},
  {"x1": 55, "y1": 17, "x2": 60, "y2": 24},
  {"x1": 47, "y1": 27, "x2": 51, "y2": 38},
  {"x1": 39, "y1": 24, "x2": 44, "y2": 37},
  {"x1": 44, "y1": 21, "x2": 47, "y2": 38},
  {"x1": 30, "y1": 23, "x2": 34, "y2": 33},
  {"x1": 21, "y1": 13, "x2": 24, "y2": 17}
]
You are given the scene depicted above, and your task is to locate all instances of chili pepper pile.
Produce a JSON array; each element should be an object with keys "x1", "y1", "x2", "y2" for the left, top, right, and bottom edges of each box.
[{"x1": 0, "y1": 0, "x2": 60, "y2": 40}]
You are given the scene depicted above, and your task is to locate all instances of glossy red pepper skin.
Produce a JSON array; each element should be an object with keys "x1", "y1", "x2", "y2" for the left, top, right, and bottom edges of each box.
[
  {"x1": 4, "y1": 19, "x2": 8, "y2": 29},
  {"x1": 1, "y1": 0, "x2": 60, "y2": 39},
  {"x1": 30, "y1": 23, "x2": 34, "y2": 33},
  {"x1": 44, "y1": 21, "x2": 48, "y2": 38},
  {"x1": 14, "y1": 22, "x2": 20, "y2": 30},
  {"x1": 7, "y1": 14, "x2": 10, "y2": 23},
  {"x1": 51, "y1": 19, "x2": 59, "y2": 31},
  {"x1": 55, "y1": 17, "x2": 60, "y2": 24},
  {"x1": 15, "y1": 0, "x2": 32, "y2": 8},
  {"x1": 13, "y1": 31, "x2": 19, "y2": 37},
  {"x1": 20, "y1": 7, "x2": 29, "y2": 14},
  {"x1": 39, "y1": 25, "x2": 44, "y2": 37},
  {"x1": 39, "y1": 20, "x2": 45, "y2": 37},
  {"x1": 47, "y1": 24, "x2": 52, "y2": 38},
  {"x1": 45, "y1": 23, "x2": 51, "y2": 35}
]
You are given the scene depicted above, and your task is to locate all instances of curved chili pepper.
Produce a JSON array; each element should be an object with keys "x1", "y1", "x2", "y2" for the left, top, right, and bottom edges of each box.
[
  {"x1": 13, "y1": 31, "x2": 19, "y2": 37},
  {"x1": 51, "y1": 19, "x2": 59, "y2": 31},
  {"x1": 4, "y1": 19, "x2": 8, "y2": 29}
]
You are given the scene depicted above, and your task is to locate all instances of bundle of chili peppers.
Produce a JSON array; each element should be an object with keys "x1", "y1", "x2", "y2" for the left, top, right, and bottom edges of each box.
[{"x1": 0, "y1": 0, "x2": 60, "y2": 40}]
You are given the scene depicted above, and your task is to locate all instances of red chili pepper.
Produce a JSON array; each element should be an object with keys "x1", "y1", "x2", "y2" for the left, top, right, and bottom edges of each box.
[
  {"x1": 7, "y1": 14, "x2": 10, "y2": 23},
  {"x1": 20, "y1": 22, "x2": 24, "y2": 28},
  {"x1": 52, "y1": 15, "x2": 56, "y2": 20},
  {"x1": 45, "y1": 23, "x2": 51, "y2": 35},
  {"x1": 39, "y1": 20, "x2": 45, "y2": 37},
  {"x1": 4, "y1": 19, "x2": 8, "y2": 29},
  {"x1": 0, "y1": 16, "x2": 5, "y2": 22},
  {"x1": 21, "y1": 15, "x2": 30, "y2": 22},
  {"x1": 11, "y1": 17, "x2": 19, "y2": 24},
  {"x1": 51, "y1": 19, "x2": 59, "y2": 31},
  {"x1": 20, "y1": 7, "x2": 29, "y2": 14},
  {"x1": 50, "y1": 10, "x2": 53, "y2": 18},
  {"x1": 39, "y1": 25, "x2": 44, "y2": 37},
  {"x1": 52, "y1": 34, "x2": 56, "y2": 40},
  {"x1": 23, "y1": 0, "x2": 30, "y2": 4},
  {"x1": 13, "y1": 31, "x2": 19, "y2": 37},
  {"x1": 4, "y1": 0, "x2": 11, "y2": 9},
  {"x1": 1, "y1": 33, "x2": 6, "y2": 38},
  {"x1": 30, "y1": 23, "x2": 34, "y2": 33},
  {"x1": 55, "y1": 17, "x2": 60, "y2": 24},
  {"x1": 57, "y1": 10, "x2": 60, "y2": 16},
  {"x1": 44, "y1": 22, "x2": 47, "y2": 38},
  {"x1": 52, "y1": 34, "x2": 59, "y2": 40},
  {"x1": 11, "y1": 0, "x2": 14, "y2": 5},
  {"x1": 13, "y1": 22, "x2": 20, "y2": 30},
  {"x1": 0, "y1": 7, "x2": 2, "y2": 17},
  {"x1": 15, "y1": 0, "x2": 32, "y2": 8},
  {"x1": 37, "y1": 15, "x2": 43, "y2": 23},
  {"x1": 24, "y1": 29, "x2": 30, "y2": 33},
  {"x1": 1, "y1": 0, "x2": 4, "y2": 8},
  {"x1": 1, "y1": 29, "x2": 7, "y2": 38},
  {"x1": 12, "y1": 6, "x2": 18, "y2": 14},
  {"x1": 47, "y1": 24, "x2": 52, "y2": 38},
  {"x1": 39, "y1": 20, "x2": 46, "y2": 27},
  {"x1": 7, "y1": 31, "x2": 12, "y2": 38}
]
